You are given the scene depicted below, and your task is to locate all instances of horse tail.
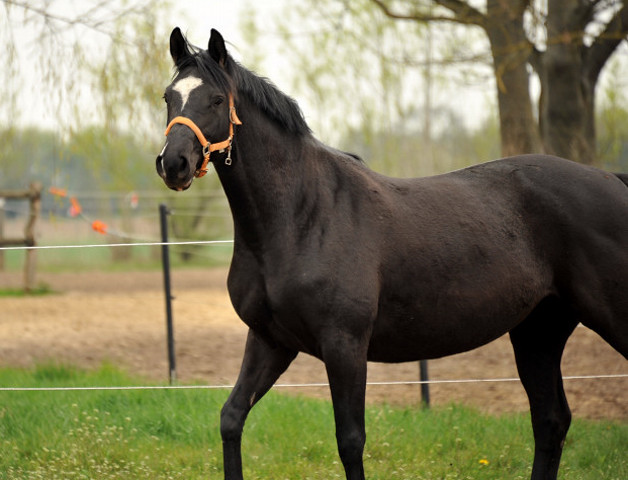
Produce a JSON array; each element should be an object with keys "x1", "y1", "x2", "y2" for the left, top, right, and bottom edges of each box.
[{"x1": 614, "y1": 172, "x2": 628, "y2": 188}]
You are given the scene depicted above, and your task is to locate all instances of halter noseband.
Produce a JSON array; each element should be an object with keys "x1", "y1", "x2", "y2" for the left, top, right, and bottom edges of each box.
[{"x1": 164, "y1": 93, "x2": 242, "y2": 177}]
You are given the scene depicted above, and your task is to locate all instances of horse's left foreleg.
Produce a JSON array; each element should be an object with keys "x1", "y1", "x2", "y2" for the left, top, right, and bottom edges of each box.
[
  {"x1": 221, "y1": 329, "x2": 296, "y2": 480},
  {"x1": 509, "y1": 298, "x2": 578, "y2": 480},
  {"x1": 322, "y1": 330, "x2": 368, "y2": 480}
]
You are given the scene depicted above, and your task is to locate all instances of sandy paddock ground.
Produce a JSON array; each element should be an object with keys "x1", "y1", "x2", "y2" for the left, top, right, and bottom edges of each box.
[{"x1": 1, "y1": 269, "x2": 626, "y2": 420}]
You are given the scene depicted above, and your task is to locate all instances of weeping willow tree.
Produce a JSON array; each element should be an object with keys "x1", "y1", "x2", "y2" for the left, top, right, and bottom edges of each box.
[{"x1": 0, "y1": 0, "x2": 174, "y2": 189}]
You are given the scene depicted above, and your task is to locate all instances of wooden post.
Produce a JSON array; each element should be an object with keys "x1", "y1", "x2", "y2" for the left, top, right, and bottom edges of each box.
[
  {"x1": 0, "y1": 184, "x2": 41, "y2": 291},
  {"x1": 0, "y1": 198, "x2": 5, "y2": 271},
  {"x1": 23, "y1": 183, "x2": 42, "y2": 292}
]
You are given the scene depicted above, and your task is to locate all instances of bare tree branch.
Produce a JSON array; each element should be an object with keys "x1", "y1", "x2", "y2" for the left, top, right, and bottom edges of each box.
[
  {"x1": 369, "y1": 0, "x2": 486, "y2": 27},
  {"x1": 434, "y1": 0, "x2": 487, "y2": 27},
  {"x1": 1, "y1": 0, "x2": 150, "y2": 40}
]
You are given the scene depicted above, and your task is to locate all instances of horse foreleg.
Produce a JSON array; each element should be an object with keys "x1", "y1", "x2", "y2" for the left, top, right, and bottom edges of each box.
[
  {"x1": 509, "y1": 299, "x2": 578, "y2": 480},
  {"x1": 322, "y1": 331, "x2": 368, "y2": 480},
  {"x1": 221, "y1": 328, "x2": 296, "y2": 480}
]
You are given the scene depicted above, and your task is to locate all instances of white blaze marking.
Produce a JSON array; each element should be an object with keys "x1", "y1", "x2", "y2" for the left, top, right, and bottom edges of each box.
[
  {"x1": 159, "y1": 141, "x2": 168, "y2": 174},
  {"x1": 173, "y1": 76, "x2": 203, "y2": 109},
  {"x1": 159, "y1": 141, "x2": 168, "y2": 157}
]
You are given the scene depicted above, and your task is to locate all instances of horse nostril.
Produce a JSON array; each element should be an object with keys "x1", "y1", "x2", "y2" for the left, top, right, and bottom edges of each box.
[
  {"x1": 177, "y1": 155, "x2": 190, "y2": 178},
  {"x1": 161, "y1": 154, "x2": 191, "y2": 179}
]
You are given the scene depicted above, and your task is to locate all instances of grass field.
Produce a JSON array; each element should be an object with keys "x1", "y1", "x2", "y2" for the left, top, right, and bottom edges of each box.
[
  {"x1": 0, "y1": 364, "x2": 625, "y2": 479},
  {"x1": 1, "y1": 241, "x2": 233, "y2": 274}
]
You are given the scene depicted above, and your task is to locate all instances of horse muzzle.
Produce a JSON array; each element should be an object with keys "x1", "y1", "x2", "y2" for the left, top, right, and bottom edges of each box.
[{"x1": 156, "y1": 141, "x2": 196, "y2": 191}]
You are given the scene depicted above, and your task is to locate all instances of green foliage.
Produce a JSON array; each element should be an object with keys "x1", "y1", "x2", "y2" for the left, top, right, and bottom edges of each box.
[
  {"x1": 0, "y1": 125, "x2": 162, "y2": 195},
  {"x1": 0, "y1": 128, "x2": 62, "y2": 189},
  {"x1": 0, "y1": 364, "x2": 626, "y2": 479},
  {"x1": 596, "y1": 58, "x2": 628, "y2": 172}
]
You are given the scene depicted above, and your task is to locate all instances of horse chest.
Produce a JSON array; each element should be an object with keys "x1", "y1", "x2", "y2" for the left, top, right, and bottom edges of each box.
[{"x1": 228, "y1": 270, "x2": 324, "y2": 356}]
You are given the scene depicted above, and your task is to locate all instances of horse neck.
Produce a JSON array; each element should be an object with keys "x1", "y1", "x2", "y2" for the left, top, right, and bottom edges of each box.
[{"x1": 215, "y1": 98, "x2": 314, "y2": 247}]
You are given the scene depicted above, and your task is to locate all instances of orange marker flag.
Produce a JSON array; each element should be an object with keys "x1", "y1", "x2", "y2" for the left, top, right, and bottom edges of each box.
[
  {"x1": 69, "y1": 197, "x2": 82, "y2": 217},
  {"x1": 91, "y1": 220, "x2": 108, "y2": 234},
  {"x1": 49, "y1": 187, "x2": 68, "y2": 197}
]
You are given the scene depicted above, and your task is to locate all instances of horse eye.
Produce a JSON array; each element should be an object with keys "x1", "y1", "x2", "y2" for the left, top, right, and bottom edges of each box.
[{"x1": 213, "y1": 96, "x2": 225, "y2": 106}]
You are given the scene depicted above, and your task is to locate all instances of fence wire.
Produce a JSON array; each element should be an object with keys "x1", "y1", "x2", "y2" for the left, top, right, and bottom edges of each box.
[
  {"x1": 1, "y1": 374, "x2": 626, "y2": 393},
  {"x1": 0, "y1": 240, "x2": 233, "y2": 251}
]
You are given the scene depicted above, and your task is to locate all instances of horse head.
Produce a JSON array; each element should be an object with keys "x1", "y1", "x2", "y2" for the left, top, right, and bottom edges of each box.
[{"x1": 156, "y1": 28, "x2": 239, "y2": 191}]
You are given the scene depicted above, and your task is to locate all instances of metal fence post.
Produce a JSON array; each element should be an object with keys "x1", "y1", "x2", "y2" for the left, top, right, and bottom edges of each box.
[
  {"x1": 159, "y1": 204, "x2": 176, "y2": 385},
  {"x1": 420, "y1": 360, "x2": 430, "y2": 408}
]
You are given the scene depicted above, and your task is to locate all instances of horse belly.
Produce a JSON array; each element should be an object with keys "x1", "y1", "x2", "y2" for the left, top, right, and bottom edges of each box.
[
  {"x1": 368, "y1": 312, "x2": 515, "y2": 362},
  {"x1": 368, "y1": 276, "x2": 544, "y2": 362}
]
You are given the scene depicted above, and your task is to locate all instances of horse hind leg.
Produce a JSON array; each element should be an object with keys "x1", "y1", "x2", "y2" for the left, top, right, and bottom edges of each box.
[{"x1": 509, "y1": 297, "x2": 578, "y2": 480}]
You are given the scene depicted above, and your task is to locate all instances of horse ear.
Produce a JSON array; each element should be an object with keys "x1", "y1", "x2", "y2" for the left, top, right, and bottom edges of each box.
[
  {"x1": 208, "y1": 28, "x2": 227, "y2": 67},
  {"x1": 170, "y1": 27, "x2": 189, "y2": 66}
]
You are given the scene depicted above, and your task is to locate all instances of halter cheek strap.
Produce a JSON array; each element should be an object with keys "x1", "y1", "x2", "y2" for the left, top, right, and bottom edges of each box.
[{"x1": 164, "y1": 93, "x2": 242, "y2": 177}]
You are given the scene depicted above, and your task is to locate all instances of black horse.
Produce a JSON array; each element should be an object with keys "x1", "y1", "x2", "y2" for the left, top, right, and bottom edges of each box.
[{"x1": 157, "y1": 28, "x2": 628, "y2": 480}]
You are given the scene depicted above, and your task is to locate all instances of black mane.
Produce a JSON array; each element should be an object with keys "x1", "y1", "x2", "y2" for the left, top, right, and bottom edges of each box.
[
  {"x1": 231, "y1": 64, "x2": 311, "y2": 136},
  {"x1": 175, "y1": 40, "x2": 311, "y2": 136}
]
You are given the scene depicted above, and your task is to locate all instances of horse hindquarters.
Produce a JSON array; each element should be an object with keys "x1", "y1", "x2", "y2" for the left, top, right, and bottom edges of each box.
[{"x1": 509, "y1": 297, "x2": 578, "y2": 480}]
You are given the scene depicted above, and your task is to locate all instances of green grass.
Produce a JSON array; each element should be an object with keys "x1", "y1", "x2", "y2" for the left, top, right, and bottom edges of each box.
[
  {"x1": 1, "y1": 242, "x2": 233, "y2": 274},
  {"x1": 0, "y1": 284, "x2": 55, "y2": 297},
  {"x1": 0, "y1": 364, "x2": 625, "y2": 479}
]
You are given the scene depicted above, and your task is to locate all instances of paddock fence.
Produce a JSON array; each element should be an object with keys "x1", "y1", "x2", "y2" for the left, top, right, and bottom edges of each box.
[
  {"x1": 1, "y1": 190, "x2": 626, "y2": 405},
  {"x1": 2, "y1": 237, "x2": 627, "y2": 399}
]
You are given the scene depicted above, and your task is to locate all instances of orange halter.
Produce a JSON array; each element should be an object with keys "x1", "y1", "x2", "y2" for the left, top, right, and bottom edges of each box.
[{"x1": 164, "y1": 93, "x2": 242, "y2": 177}]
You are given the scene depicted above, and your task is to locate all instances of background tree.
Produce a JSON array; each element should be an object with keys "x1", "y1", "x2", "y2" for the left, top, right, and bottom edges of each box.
[
  {"x1": 371, "y1": 0, "x2": 628, "y2": 164},
  {"x1": 272, "y1": 0, "x2": 628, "y2": 166}
]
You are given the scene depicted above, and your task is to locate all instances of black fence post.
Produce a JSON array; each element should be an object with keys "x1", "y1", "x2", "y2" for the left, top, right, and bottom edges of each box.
[
  {"x1": 159, "y1": 204, "x2": 176, "y2": 385},
  {"x1": 420, "y1": 360, "x2": 430, "y2": 408}
]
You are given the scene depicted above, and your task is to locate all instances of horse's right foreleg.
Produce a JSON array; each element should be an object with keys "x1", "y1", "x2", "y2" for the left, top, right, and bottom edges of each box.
[
  {"x1": 221, "y1": 329, "x2": 296, "y2": 480},
  {"x1": 322, "y1": 330, "x2": 369, "y2": 480}
]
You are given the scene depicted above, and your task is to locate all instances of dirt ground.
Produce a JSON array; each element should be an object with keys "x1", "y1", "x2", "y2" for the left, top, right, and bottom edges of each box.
[{"x1": 1, "y1": 269, "x2": 626, "y2": 421}]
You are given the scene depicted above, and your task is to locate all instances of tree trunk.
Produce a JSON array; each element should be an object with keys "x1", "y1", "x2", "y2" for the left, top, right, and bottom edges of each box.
[
  {"x1": 485, "y1": 0, "x2": 542, "y2": 157},
  {"x1": 539, "y1": 0, "x2": 596, "y2": 164}
]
